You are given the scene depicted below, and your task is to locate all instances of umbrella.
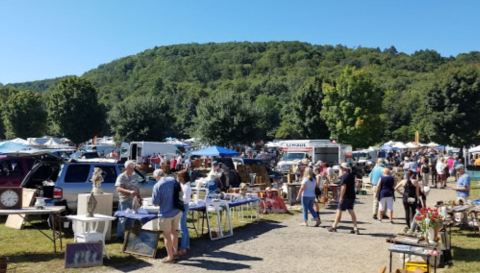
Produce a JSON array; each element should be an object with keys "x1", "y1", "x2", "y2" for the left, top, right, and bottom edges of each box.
[{"x1": 191, "y1": 146, "x2": 239, "y2": 157}]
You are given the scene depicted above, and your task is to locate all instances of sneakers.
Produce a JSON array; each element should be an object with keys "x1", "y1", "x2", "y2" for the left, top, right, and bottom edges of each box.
[
  {"x1": 315, "y1": 219, "x2": 321, "y2": 227},
  {"x1": 350, "y1": 228, "x2": 360, "y2": 235}
]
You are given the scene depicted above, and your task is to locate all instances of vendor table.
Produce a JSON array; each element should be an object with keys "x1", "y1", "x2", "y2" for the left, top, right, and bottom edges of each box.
[
  {"x1": 388, "y1": 244, "x2": 438, "y2": 273},
  {"x1": 66, "y1": 214, "x2": 116, "y2": 258},
  {"x1": 114, "y1": 197, "x2": 260, "y2": 237},
  {"x1": 0, "y1": 206, "x2": 65, "y2": 254}
]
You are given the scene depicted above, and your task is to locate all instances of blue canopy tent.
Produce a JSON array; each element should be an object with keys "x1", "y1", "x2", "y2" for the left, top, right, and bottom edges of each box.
[
  {"x1": 0, "y1": 141, "x2": 32, "y2": 153},
  {"x1": 191, "y1": 146, "x2": 239, "y2": 157}
]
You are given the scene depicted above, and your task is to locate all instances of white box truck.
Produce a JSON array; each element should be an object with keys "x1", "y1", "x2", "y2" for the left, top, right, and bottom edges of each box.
[
  {"x1": 275, "y1": 139, "x2": 352, "y2": 173},
  {"x1": 129, "y1": 141, "x2": 179, "y2": 162}
]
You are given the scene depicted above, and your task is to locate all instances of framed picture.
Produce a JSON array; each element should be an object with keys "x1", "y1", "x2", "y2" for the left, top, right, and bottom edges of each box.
[
  {"x1": 65, "y1": 242, "x2": 103, "y2": 268},
  {"x1": 123, "y1": 229, "x2": 160, "y2": 258}
]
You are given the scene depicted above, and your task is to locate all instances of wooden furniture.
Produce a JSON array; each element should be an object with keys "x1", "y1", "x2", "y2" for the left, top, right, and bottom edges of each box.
[
  {"x1": 5, "y1": 188, "x2": 36, "y2": 229},
  {"x1": 0, "y1": 206, "x2": 65, "y2": 253},
  {"x1": 66, "y1": 214, "x2": 116, "y2": 258}
]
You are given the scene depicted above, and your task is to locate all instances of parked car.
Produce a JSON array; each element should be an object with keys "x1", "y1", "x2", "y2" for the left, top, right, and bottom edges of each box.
[
  {"x1": 0, "y1": 152, "x2": 55, "y2": 187},
  {"x1": 20, "y1": 153, "x2": 156, "y2": 212}
]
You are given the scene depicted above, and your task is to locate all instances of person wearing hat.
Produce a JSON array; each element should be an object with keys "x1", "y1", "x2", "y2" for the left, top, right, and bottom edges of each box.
[
  {"x1": 454, "y1": 164, "x2": 470, "y2": 202},
  {"x1": 115, "y1": 160, "x2": 141, "y2": 238},
  {"x1": 328, "y1": 162, "x2": 359, "y2": 234},
  {"x1": 369, "y1": 159, "x2": 384, "y2": 220}
]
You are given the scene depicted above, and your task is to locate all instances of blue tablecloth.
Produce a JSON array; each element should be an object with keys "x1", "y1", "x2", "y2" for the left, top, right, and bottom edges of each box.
[{"x1": 114, "y1": 197, "x2": 260, "y2": 222}]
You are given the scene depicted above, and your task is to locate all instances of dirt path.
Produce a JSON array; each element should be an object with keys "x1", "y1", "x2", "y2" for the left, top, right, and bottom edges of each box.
[{"x1": 113, "y1": 187, "x2": 455, "y2": 273}]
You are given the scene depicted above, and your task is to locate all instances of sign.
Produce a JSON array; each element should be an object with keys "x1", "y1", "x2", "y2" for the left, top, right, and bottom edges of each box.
[{"x1": 65, "y1": 242, "x2": 103, "y2": 268}]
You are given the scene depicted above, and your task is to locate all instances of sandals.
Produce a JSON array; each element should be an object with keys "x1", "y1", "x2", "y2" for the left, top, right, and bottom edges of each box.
[
  {"x1": 161, "y1": 258, "x2": 176, "y2": 264},
  {"x1": 327, "y1": 227, "x2": 337, "y2": 232},
  {"x1": 350, "y1": 228, "x2": 360, "y2": 235}
]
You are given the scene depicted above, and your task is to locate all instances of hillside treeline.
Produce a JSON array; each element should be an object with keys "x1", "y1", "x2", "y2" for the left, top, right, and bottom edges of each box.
[{"x1": 1, "y1": 42, "x2": 480, "y2": 147}]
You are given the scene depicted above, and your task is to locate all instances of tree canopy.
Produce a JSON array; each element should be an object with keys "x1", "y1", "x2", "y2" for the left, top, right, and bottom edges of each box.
[
  {"x1": 2, "y1": 42, "x2": 480, "y2": 147},
  {"x1": 2, "y1": 90, "x2": 47, "y2": 139},
  {"x1": 47, "y1": 77, "x2": 106, "y2": 144}
]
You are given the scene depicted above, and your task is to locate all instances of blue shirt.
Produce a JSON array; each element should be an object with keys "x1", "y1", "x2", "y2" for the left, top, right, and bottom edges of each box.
[
  {"x1": 369, "y1": 165, "x2": 384, "y2": 186},
  {"x1": 152, "y1": 177, "x2": 180, "y2": 218},
  {"x1": 456, "y1": 173, "x2": 470, "y2": 199}
]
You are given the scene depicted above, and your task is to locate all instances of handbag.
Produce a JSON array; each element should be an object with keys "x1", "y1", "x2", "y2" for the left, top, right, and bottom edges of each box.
[{"x1": 315, "y1": 186, "x2": 322, "y2": 197}]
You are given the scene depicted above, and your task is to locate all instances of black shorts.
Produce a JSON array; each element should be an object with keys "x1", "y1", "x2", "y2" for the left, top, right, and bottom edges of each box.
[{"x1": 338, "y1": 199, "x2": 355, "y2": 211}]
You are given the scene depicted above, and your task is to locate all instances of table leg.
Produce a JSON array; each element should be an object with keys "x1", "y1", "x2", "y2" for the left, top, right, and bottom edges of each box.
[
  {"x1": 389, "y1": 251, "x2": 392, "y2": 273},
  {"x1": 57, "y1": 214, "x2": 63, "y2": 250},
  {"x1": 427, "y1": 257, "x2": 430, "y2": 273},
  {"x1": 51, "y1": 213, "x2": 57, "y2": 254}
]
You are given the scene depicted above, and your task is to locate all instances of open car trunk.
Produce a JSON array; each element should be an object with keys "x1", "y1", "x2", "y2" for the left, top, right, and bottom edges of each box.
[{"x1": 19, "y1": 152, "x2": 63, "y2": 192}]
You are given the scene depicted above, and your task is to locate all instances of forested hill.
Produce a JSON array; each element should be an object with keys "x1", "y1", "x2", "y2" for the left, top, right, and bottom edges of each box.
[{"x1": 4, "y1": 42, "x2": 480, "y2": 147}]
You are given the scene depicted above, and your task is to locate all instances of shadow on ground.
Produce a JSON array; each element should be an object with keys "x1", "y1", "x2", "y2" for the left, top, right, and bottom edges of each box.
[{"x1": 176, "y1": 219, "x2": 286, "y2": 271}]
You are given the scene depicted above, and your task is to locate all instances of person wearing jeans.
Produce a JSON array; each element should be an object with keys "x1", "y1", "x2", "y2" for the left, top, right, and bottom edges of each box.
[
  {"x1": 176, "y1": 170, "x2": 191, "y2": 256},
  {"x1": 296, "y1": 167, "x2": 320, "y2": 227},
  {"x1": 115, "y1": 160, "x2": 141, "y2": 239}
]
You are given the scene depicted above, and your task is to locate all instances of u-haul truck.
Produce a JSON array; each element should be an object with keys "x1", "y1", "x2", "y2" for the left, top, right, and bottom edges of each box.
[{"x1": 275, "y1": 139, "x2": 352, "y2": 173}]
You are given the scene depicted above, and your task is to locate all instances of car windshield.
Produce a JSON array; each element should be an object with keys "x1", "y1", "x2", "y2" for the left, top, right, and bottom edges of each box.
[
  {"x1": 353, "y1": 153, "x2": 368, "y2": 160},
  {"x1": 281, "y1": 153, "x2": 306, "y2": 161}
]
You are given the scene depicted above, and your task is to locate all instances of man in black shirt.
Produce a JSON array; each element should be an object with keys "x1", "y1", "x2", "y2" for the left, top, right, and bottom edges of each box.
[{"x1": 328, "y1": 162, "x2": 359, "y2": 234}]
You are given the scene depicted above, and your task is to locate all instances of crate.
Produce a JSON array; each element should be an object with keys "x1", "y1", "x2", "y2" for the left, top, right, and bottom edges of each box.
[{"x1": 405, "y1": 261, "x2": 428, "y2": 273}]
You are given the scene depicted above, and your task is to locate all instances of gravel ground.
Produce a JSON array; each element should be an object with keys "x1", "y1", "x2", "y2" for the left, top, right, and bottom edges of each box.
[{"x1": 108, "y1": 187, "x2": 455, "y2": 273}]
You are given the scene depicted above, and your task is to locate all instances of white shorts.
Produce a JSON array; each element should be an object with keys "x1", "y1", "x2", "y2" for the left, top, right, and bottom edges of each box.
[{"x1": 379, "y1": 197, "x2": 394, "y2": 211}]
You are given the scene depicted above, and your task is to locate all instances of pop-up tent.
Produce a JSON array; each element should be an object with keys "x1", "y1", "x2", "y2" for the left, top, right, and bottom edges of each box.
[
  {"x1": 0, "y1": 141, "x2": 32, "y2": 153},
  {"x1": 191, "y1": 146, "x2": 239, "y2": 157}
]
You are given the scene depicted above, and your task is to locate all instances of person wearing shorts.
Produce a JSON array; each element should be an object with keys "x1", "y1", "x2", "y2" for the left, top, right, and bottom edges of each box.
[
  {"x1": 328, "y1": 163, "x2": 359, "y2": 234},
  {"x1": 152, "y1": 169, "x2": 182, "y2": 263},
  {"x1": 376, "y1": 168, "x2": 395, "y2": 223}
]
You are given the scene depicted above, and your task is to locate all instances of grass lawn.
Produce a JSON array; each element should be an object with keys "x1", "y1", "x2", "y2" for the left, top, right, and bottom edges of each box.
[
  {"x1": 444, "y1": 181, "x2": 480, "y2": 273},
  {"x1": 0, "y1": 208, "x2": 294, "y2": 273}
]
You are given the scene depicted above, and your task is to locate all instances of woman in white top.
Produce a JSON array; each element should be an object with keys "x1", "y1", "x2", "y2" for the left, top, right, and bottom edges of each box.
[
  {"x1": 436, "y1": 157, "x2": 446, "y2": 188},
  {"x1": 296, "y1": 167, "x2": 320, "y2": 226},
  {"x1": 176, "y1": 170, "x2": 191, "y2": 255}
]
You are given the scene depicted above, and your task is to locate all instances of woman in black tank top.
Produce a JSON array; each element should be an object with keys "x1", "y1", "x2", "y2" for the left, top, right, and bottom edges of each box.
[{"x1": 395, "y1": 170, "x2": 420, "y2": 228}]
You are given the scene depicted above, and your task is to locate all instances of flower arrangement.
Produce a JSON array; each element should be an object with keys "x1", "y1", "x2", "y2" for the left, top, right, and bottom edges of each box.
[{"x1": 414, "y1": 207, "x2": 444, "y2": 244}]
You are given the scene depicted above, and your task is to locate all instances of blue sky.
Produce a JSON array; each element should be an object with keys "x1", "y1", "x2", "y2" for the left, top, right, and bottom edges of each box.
[{"x1": 0, "y1": 0, "x2": 479, "y2": 83}]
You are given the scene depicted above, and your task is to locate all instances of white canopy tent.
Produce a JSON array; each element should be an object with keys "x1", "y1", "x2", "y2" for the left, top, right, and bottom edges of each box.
[
  {"x1": 469, "y1": 145, "x2": 480, "y2": 153},
  {"x1": 427, "y1": 142, "x2": 440, "y2": 148},
  {"x1": 405, "y1": 142, "x2": 419, "y2": 149}
]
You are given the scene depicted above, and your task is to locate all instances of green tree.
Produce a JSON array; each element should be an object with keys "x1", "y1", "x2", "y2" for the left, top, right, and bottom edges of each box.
[
  {"x1": 321, "y1": 67, "x2": 384, "y2": 148},
  {"x1": 276, "y1": 77, "x2": 330, "y2": 139},
  {"x1": 3, "y1": 90, "x2": 47, "y2": 138},
  {"x1": 255, "y1": 94, "x2": 280, "y2": 139},
  {"x1": 108, "y1": 96, "x2": 172, "y2": 142},
  {"x1": 423, "y1": 67, "x2": 480, "y2": 146},
  {"x1": 193, "y1": 90, "x2": 258, "y2": 146},
  {"x1": 47, "y1": 77, "x2": 106, "y2": 144}
]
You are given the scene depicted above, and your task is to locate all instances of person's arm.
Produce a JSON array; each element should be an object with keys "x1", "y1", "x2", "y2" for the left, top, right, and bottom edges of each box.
[
  {"x1": 376, "y1": 179, "x2": 382, "y2": 197},
  {"x1": 394, "y1": 180, "x2": 405, "y2": 193},
  {"x1": 339, "y1": 184, "x2": 346, "y2": 202},
  {"x1": 296, "y1": 181, "x2": 306, "y2": 200},
  {"x1": 151, "y1": 184, "x2": 160, "y2": 206}
]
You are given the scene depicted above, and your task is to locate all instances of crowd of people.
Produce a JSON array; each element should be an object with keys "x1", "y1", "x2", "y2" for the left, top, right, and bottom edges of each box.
[
  {"x1": 293, "y1": 148, "x2": 473, "y2": 235},
  {"x1": 113, "y1": 146, "x2": 474, "y2": 262}
]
